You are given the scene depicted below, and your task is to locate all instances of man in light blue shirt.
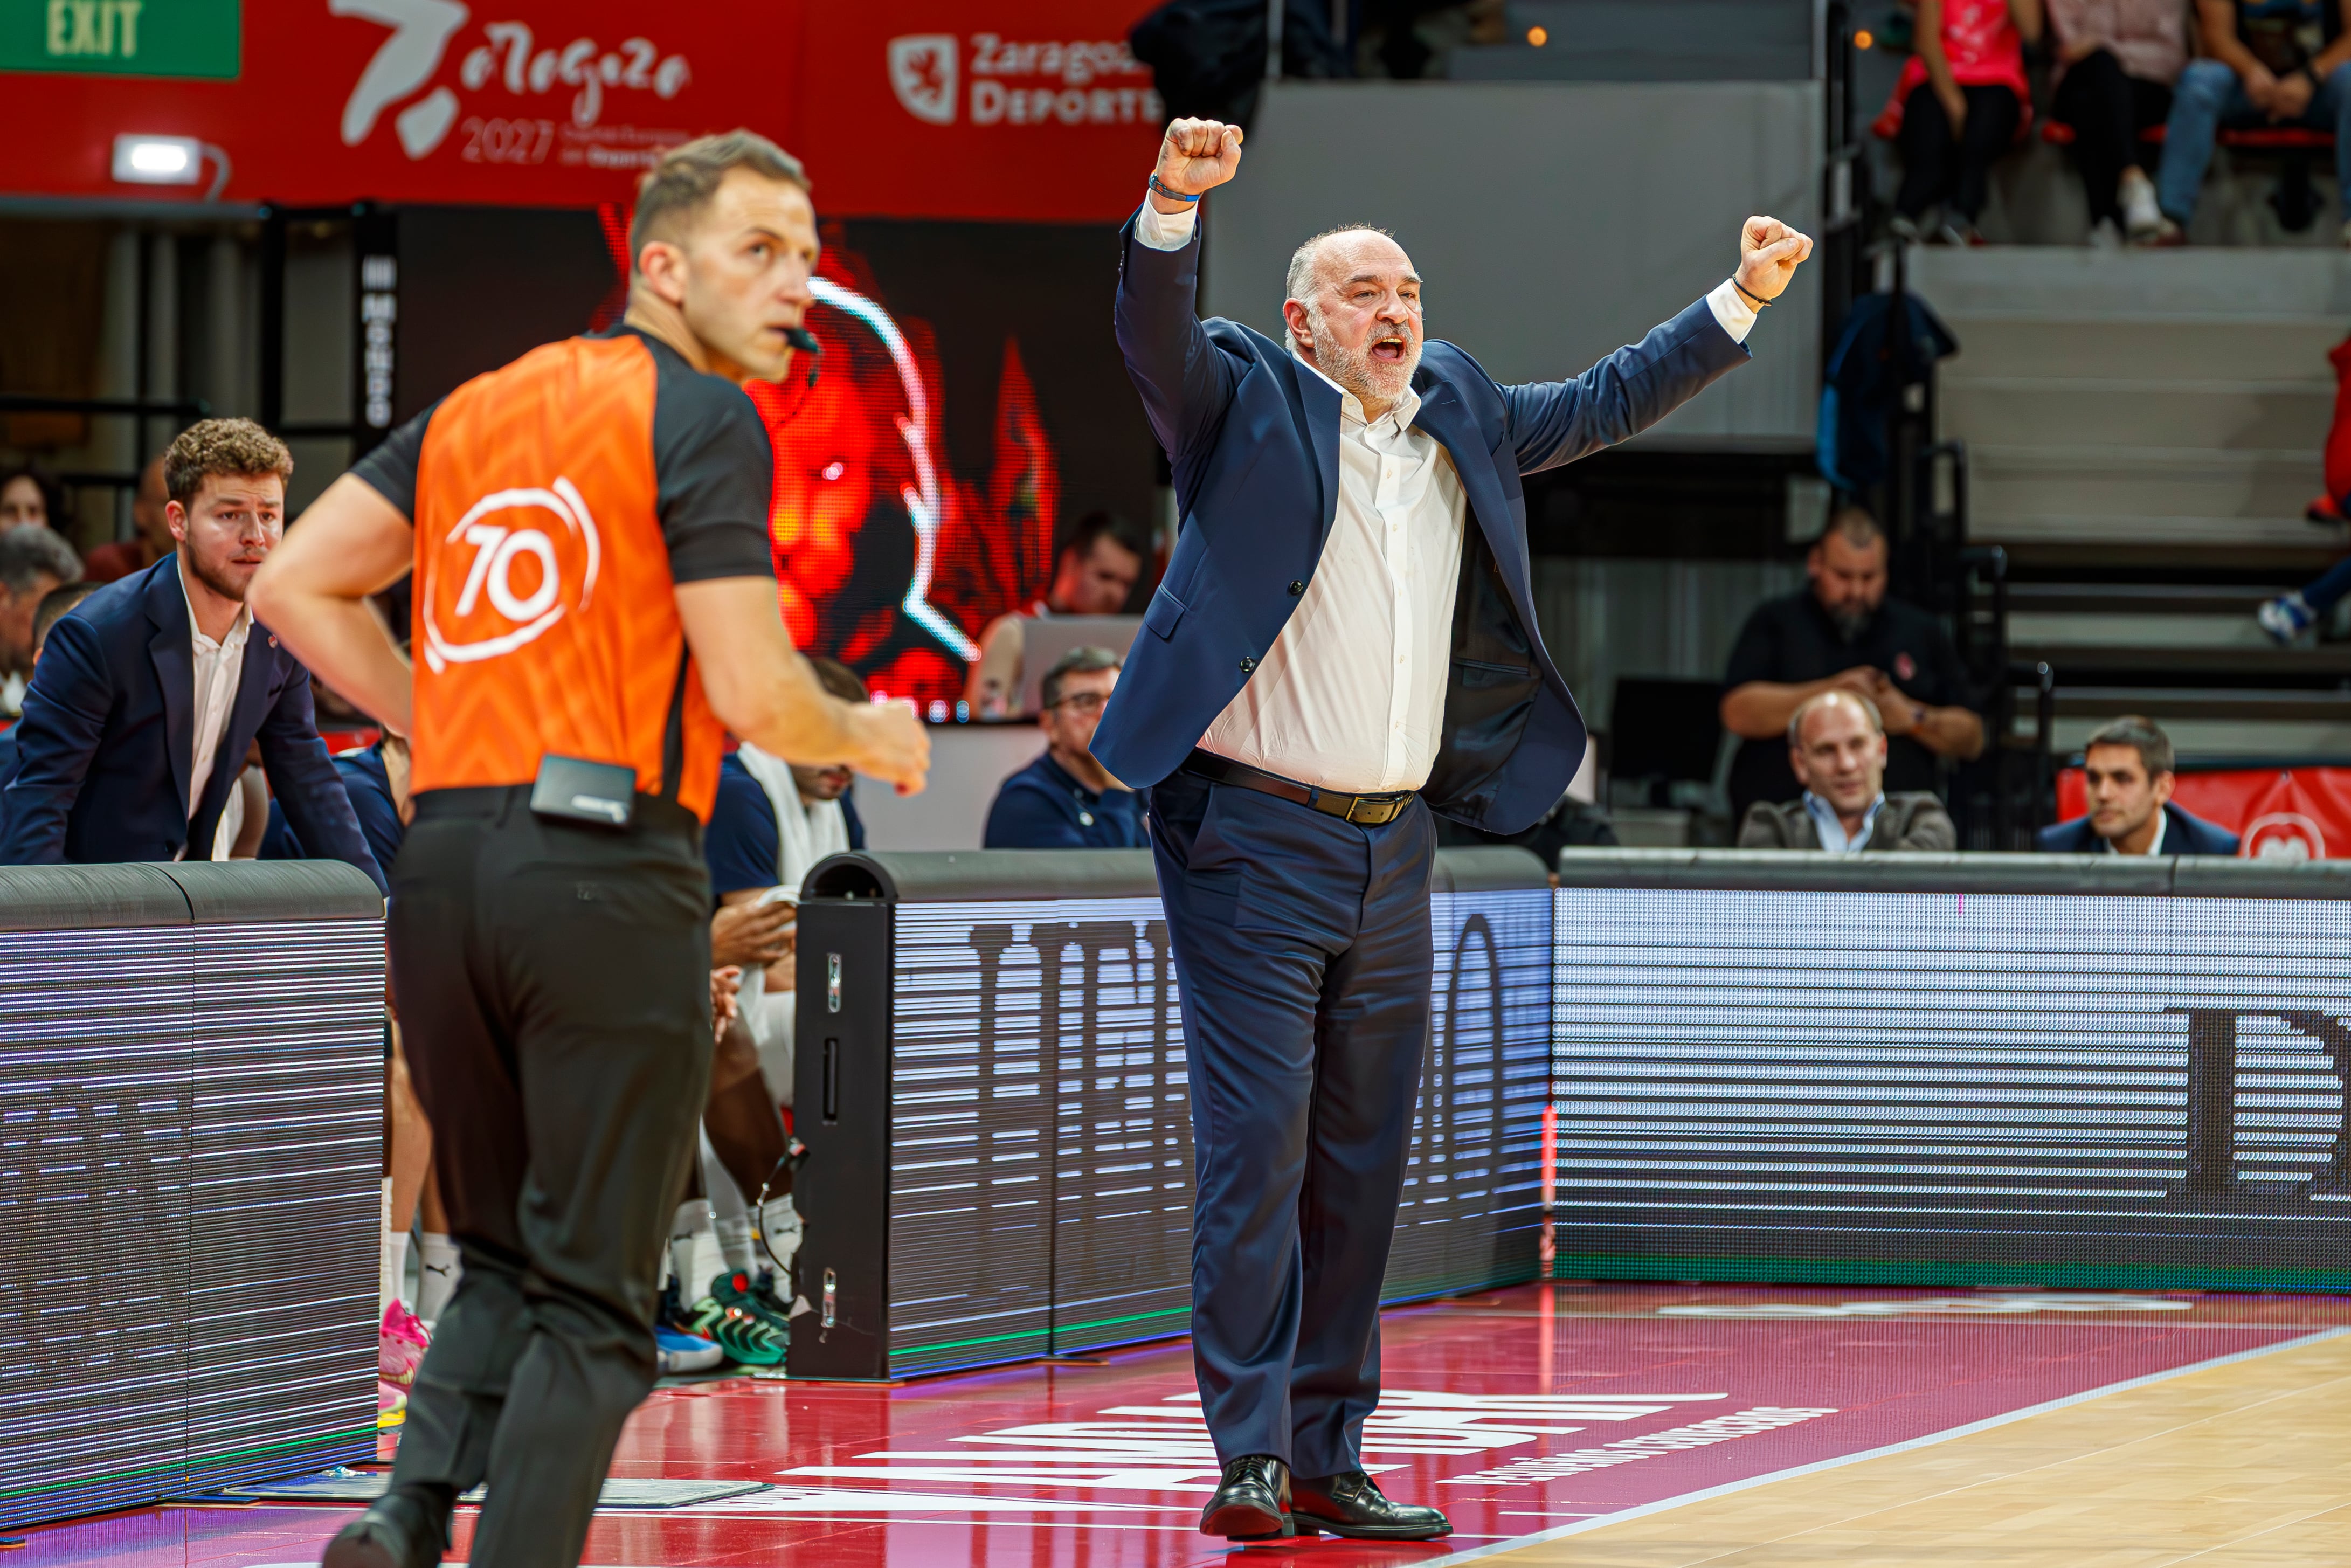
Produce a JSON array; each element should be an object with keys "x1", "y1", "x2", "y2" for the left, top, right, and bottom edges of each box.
[{"x1": 1737, "y1": 689, "x2": 1955, "y2": 852}]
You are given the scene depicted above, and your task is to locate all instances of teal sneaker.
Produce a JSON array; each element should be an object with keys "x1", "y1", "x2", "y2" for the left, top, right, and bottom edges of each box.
[{"x1": 690, "y1": 1271, "x2": 789, "y2": 1366}]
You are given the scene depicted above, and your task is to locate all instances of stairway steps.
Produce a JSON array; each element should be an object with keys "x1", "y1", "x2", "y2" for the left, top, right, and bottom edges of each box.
[
  {"x1": 1942, "y1": 316, "x2": 2343, "y2": 382},
  {"x1": 2002, "y1": 584, "x2": 2294, "y2": 613},
  {"x1": 1942, "y1": 382, "x2": 2330, "y2": 451}
]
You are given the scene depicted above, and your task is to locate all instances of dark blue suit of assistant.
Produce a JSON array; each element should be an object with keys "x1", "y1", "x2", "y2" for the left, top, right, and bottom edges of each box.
[
  {"x1": 2036, "y1": 802, "x2": 2240, "y2": 856},
  {"x1": 0, "y1": 557, "x2": 384, "y2": 893},
  {"x1": 1102, "y1": 211, "x2": 1747, "y2": 1476}
]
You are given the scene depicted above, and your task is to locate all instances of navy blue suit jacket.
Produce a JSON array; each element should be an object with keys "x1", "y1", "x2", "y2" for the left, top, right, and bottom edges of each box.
[
  {"x1": 1095, "y1": 215, "x2": 1750, "y2": 834},
  {"x1": 2036, "y1": 802, "x2": 2241, "y2": 856},
  {"x1": 0, "y1": 558, "x2": 385, "y2": 893}
]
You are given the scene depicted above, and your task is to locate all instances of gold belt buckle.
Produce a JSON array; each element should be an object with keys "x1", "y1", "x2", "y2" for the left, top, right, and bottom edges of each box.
[{"x1": 1347, "y1": 795, "x2": 1392, "y2": 826}]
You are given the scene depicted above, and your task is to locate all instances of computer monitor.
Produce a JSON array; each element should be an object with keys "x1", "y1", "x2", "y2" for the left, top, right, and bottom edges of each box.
[{"x1": 1015, "y1": 614, "x2": 1144, "y2": 716}]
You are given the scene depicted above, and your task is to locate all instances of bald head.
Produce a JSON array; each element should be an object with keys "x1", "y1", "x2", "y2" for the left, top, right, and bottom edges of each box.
[
  {"x1": 1787, "y1": 689, "x2": 1887, "y2": 816},
  {"x1": 1281, "y1": 225, "x2": 1424, "y2": 420}
]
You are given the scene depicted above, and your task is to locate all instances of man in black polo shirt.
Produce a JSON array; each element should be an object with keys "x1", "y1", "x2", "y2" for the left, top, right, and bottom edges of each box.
[{"x1": 1720, "y1": 508, "x2": 1983, "y2": 821}]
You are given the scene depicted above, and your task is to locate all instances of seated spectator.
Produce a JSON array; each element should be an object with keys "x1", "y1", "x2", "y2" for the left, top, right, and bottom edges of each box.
[
  {"x1": 1889, "y1": 0, "x2": 2044, "y2": 245},
  {"x1": 1721, "y1": 508, "x2": 1984, "y2": 823},
  {"x1": 82, "y1": 457, "x2": 176, "y2": 584},
  {"x1": 965, "y1": 512, "x2": 1146, "y2": 717},
  {"x1": 0, "y1": 581, "x2": 102, "y2": 798},
  {"x1": 2037, "y1": 715, "x2": 2241, "y2": 853},
  {"x1": 2, "y1": 526, "x2": 81, "y2": 696},
  {"x1": 0, "y1": 419, "x2": 384, "y2": 893},
  {"x1": 2048, "y1": 0, "x2": 2188, "y2": 241},
  {"x1": 0, "y1": 465, "x2": 65, "y2": 534},
  {"x1": 0, "y1": 526, "x2": 81, "y2": 719},
  {"x1": 985, "y1": 646, "x2": 1146, "y2": 849},
  {"x1": 2149, "y1": 0, "x2": 2351, "y2": 246},
  {"x1": 1739, "y1": 690, "x2": 1959, "y2": 851}
]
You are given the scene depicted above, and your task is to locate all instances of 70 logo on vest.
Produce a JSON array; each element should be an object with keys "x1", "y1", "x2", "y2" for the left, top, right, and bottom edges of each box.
[{"x1": 420, "y1": 479, "x2": 603, "y2": 673}]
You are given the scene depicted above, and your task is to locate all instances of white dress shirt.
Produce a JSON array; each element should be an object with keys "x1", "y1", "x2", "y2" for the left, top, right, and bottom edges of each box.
[
  {"x1": 178, "y1": 561, "x2": 253, "y2": 859},
  {"x1": 1803, "y1": 790, "x2": 1886, "y2": 853},
  {"x1": 2100, "y1": 809, "x2": 2166, "y2": 855},
  {"x1": 1132, "y1": 200, "x2": 1758, "y2": 794}
]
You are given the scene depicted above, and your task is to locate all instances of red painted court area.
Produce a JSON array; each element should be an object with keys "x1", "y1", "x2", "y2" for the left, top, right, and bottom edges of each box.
[{"x1": 23, "y1": 1282, "x2": 2350, "y2": 1568}]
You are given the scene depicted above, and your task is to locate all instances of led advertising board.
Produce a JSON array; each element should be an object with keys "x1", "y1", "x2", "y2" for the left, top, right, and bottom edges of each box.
[
  {"x1": 1551, "y1": 859, "x2": 2351, "y2": 1291},
  {"x1": 790, "y1": 851, "x2": 1553, "y2": 1380},
  {"x1": 0, "y1": 865, "x2": 384, "y2": 1530}
]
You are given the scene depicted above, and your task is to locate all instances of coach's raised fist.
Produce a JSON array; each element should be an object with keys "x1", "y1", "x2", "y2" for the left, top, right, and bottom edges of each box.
[
  {"x1": 1734, "y1": 216, "x2": 1814, "y2": 305},
  {"x1": 1151, "y1": 118, "x2": 1243, "y2": 210}
]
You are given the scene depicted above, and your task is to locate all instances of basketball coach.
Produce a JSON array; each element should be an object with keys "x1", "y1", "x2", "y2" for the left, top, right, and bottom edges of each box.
[{"x1": 1098, "y1": 119, "x2": 1811, "y2": 1543}]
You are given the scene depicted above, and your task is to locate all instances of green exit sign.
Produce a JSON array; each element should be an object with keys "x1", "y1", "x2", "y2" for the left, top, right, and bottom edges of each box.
[{"x1": 1, "y1": 0, "x2": 240, "y2": 79}]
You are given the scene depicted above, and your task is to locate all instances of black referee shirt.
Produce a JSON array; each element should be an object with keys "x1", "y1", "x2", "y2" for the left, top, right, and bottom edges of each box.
[{"x1": 1723, "y1": 590, "x2": 1976, "y2": 818}]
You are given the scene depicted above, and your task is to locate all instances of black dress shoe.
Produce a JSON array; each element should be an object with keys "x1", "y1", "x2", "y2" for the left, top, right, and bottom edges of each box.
[
  {"x1": 1199, "y1": 1454, "x2": 1293, "y2": 1539},
  {"x1": 322, "y1": 1484, "x2": 452, "y2": 1568},
  {"x1": 1292, "y1": 1470, "x2": 1451, "y2": 1540}
]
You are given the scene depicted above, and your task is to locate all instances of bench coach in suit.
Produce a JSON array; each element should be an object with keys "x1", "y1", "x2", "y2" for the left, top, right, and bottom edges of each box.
[
  {"x1": 0, "y1": 420, "x2": 383, "y2": 892},
  {"x1": 1097, "y1": 119, "x2": 1811, "y2": 1542}
]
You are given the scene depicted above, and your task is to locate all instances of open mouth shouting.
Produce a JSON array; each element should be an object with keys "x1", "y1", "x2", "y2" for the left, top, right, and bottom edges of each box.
[{"x1": 1368, "y1": 330, "x2": 1412, "y2": 364}]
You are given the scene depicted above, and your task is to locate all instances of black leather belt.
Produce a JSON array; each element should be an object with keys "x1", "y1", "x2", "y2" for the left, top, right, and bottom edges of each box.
[{"x1": 1181, "y1": 748, "x2": 1415, "y2": 826}]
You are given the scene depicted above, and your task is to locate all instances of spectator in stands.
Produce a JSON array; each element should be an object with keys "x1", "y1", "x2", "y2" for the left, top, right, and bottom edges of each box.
[
  {"x1": 0, "y1": 465, "x2": 65, "y2": 533},
  {"x1": 965, "y1": 512, "x2": 1147, "y2": 717},
  {"x1": 2037, "y1": 715, "x2": 2241, "y2": 852},
  {"x1": 1890, "y1": 0, "x2": 2044, "y2": 245},
  {"x1": 985, "y1": 646, "x2": 1147, "y2": 849},
  {"x1": 1721, "y1": 508, "x2": 1984, "y2": 823},
  {"x1": 1738, "y1": 690, "x2": 1959, "y2": 851},
  {"x1": 82, "y1": 457, "x2": 176, "y2": 584},
  {"x1": 0, "y1": 581, "x2": 102, "y2": 798},
  {"x1": 2048, "y1": 0, "x2": 2189, "y2": 241},
  {"x1": 0, "y1": 526, "x2": 80, "y2": 719},
  {"x1": 0, "y1": 419, "x2": 384, "y2": 892},
  {"x1": 2149, "y1": 0, "x2": 2351, "y2": 246}
]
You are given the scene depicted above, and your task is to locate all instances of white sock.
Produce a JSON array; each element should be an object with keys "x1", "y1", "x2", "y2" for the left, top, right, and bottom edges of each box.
[
  {"x1": 416, "y1": 1232, "x2": 461, "y2": 1323},
  {"x1": 669, "y1": 1200, "x2": 711, "y2": 1297},
  {"x1": 756, "y1": 1197, "x2": 801, "y2": 1280},
  {"x1": 383, "y1": 1228, "x2": 412, "y2": 1315},
  {"x1": 713, "y1": 1213, "x2": 758, "y2": 1279}
]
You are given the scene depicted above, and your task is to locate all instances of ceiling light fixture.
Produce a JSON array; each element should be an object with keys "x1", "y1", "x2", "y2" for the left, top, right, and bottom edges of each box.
[{"x1": 110, "y1": 134, "x2": 233, "y2": 202}]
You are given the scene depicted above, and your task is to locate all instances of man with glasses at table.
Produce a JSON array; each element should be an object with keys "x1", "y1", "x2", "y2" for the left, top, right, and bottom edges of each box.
[{"x1": 984, "y1": 644, "x2": 1146, "y2": 848}]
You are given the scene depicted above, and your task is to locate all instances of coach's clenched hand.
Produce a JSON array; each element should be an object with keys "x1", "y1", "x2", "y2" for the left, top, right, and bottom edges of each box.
[
  {"x1": 1151, "y1": 118, "x2": 1243, "y2": 213},
  {"x1": 1735, "y1": 216, "x2": 1814, "y2": 305}
]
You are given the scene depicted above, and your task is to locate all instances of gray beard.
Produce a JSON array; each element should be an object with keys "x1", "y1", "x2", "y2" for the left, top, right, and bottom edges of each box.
[{"x1": 1309, "y1": 310, "x2": 1419, "y2": 410}]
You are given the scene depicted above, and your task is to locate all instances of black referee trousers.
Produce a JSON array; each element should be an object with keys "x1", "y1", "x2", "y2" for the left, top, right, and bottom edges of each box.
[{"x1": 385, "y1": 785, "x2": 713, "y2": 1568}]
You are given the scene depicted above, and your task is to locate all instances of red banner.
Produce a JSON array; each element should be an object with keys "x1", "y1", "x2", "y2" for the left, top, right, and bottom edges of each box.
[
  {"x1": 2055, "y1": 766, "x2": 2351, "y2": 860},
  {"x1": 798, "y1": 5, "x2": 1166, "y2": 224},
  {"x1": 1, "y1": 1, "x2": 1164, "y2": 219}
]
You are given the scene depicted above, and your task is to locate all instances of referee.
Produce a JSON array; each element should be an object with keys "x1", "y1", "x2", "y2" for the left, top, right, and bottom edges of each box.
[{"x1": 252, "y1": 131, "x2": 928, "y2": 1568}]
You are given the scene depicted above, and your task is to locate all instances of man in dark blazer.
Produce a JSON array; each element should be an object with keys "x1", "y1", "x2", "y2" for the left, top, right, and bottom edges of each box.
[
  {"x1": 0, "y1": 419, "x2": 383, "y2": 893},
  {"x1": 1098, "y1": 116, "x2": 1810, "y2": 1542},
  {"x1": 2036, "y1": 715, "x2": 2239, "y2": 855}
]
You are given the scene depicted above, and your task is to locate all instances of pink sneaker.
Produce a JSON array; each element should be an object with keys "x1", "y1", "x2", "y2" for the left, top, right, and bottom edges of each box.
[{"x1": 377, "y1": 1299, "x2": 430, "y2": 1386}]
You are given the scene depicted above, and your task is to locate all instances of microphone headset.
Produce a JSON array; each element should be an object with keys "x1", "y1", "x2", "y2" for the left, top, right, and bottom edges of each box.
[{"x1": 782, "y1": 325, "x2": 822, "y2": 388}]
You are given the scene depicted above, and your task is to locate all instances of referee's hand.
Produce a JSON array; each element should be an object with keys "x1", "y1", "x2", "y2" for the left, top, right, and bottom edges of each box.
[{"x1": 855, "y1": 699, "x2": 932, "y2": 796}]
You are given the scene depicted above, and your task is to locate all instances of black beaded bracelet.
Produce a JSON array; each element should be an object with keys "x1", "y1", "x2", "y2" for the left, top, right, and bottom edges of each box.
[{"x1": 1732, "y1": 277, "x2": 1773, "y2": 309}]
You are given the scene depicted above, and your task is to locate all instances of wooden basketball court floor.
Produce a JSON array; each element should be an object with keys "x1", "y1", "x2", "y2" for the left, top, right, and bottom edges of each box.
[{"x1": 19, "y1": 1281, "x2": 2351, "y2": 1567}]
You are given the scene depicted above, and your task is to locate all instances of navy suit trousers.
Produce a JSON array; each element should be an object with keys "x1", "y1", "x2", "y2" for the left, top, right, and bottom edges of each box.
[{"x1": 1146, "y1": 768, "x2": 1434, "y2": 1476}]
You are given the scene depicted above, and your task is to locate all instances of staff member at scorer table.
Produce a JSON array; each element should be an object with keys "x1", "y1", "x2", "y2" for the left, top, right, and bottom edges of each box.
[
  {"x1": 250, "y1": 129, "x2": 928, "y2": 1568},
  {"x1": 1100, "y1": 116, "x2": 1809, "y2": 1542}
]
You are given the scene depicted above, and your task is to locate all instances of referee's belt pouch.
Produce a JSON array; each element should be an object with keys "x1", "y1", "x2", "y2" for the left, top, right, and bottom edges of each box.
[{"x1": 530, "y1": 754, "x2": 637, "y2": 830}]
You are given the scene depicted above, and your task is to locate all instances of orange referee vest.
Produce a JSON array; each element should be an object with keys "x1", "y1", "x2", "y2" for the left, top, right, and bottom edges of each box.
[{"x1": 409, "y1": 334, "x2": 725, "y2": 821}]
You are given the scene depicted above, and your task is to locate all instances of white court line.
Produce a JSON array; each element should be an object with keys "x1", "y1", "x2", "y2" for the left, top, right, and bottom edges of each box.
[{"x1": 1415, "y1": 1324, "x2": 2351, "y2": 1568}]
